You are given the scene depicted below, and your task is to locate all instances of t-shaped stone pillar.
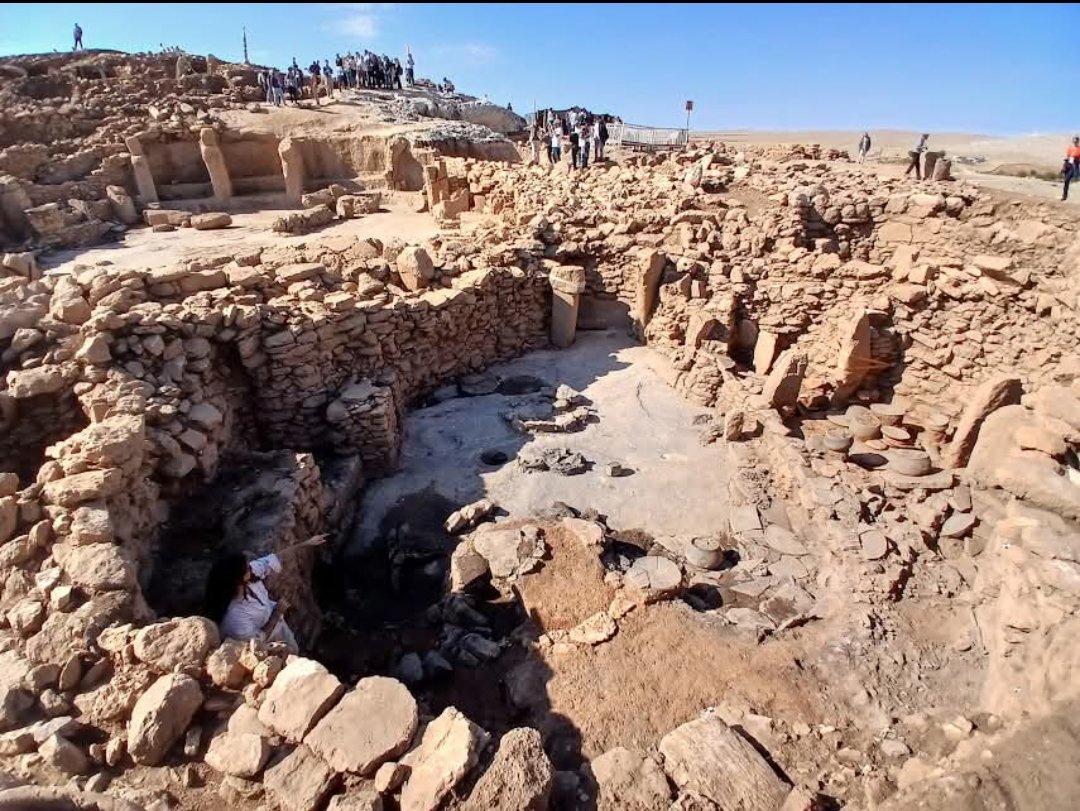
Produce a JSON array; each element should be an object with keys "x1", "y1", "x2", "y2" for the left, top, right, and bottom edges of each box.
[
  {"x1": 199, "y1": 128, "x2": 233, "y2": 204},
  {"x1": 124, "y1": 136, "x2": 158, "y2": 204},
  {"x1": 548, "y1": 264, "x2": 586, "y2": 349},
  {"x1": 278, "y1": 137, "x2": 305, "y2": 203}
]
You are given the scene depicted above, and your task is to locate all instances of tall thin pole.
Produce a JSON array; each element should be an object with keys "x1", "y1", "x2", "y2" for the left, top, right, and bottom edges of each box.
[{"x1": 243, "y1": 27, "x2": 249, "y2": 64}]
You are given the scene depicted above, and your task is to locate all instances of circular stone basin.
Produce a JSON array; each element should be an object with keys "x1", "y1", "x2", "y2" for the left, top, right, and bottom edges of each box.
[
  {"x1": 827, "y1": 414, "x2": 850, "y2": 427},
  {"x1": 881, "y1": 425, "x2": 912, "y2": 447},
  {"x1": 870, "y1": 403, "x2": 906, "y2": 426},
  {"x1": 849, "y1": 413, "x2": 881, "y2": 441},
  {"x1": 685, "y1": 536, "x2": 724, "y2": 570},
  {"x1": 925, "y1": 412, "x2": 950, "y2": 432},
  {"x1": 846, "y1": 405, "x2": 872, "y2": 420},
  {"x1": 888, "y1": 448, "x2": 931, "y2": 476},
  {"x1": 625, "y1": 556, "x2": 682, "y2": 593},
  {"x1": 824, "y1": 429, "x2": 854, "y2": 452},
  {"x1": 864, "y1": 439, "x2": 889, "y2": 451}
]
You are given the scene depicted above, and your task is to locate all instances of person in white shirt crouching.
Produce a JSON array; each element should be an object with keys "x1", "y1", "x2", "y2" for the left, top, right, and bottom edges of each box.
[{"x1": 205, "y1": 535, "x2": 326, "y2": 654}]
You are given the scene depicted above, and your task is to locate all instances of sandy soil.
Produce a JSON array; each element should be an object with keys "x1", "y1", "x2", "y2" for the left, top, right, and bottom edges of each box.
[
  {"x1": 698, "y1": 129, "x2": 1072, "y2": 166},
  {"x1": 352, "y1": 330, "x2": 731, "y2": 553},
  {"x1": 694, "y1": 129, "x2": 1077, "y2": 203}
]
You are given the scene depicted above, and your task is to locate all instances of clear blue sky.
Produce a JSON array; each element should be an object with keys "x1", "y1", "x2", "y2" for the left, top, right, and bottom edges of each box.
[{"x1": 2, "y1": 3, "x2": 1076, "y2": 134}]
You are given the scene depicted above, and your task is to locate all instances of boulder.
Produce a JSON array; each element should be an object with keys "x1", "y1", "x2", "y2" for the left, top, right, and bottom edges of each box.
[
  {"x1": 590, "y1": 747, "x2": 672, "y2": 811},
  {"x1": 68, "y1": 503, "x2": 113, "y2": 544},
  {"x1": 471, "y1": 524, "x2": 546, "y2": 579},
  {"x1": 444, "y1": 499, "x2": 496, "y2": 534},
  {"x1": 659, "y1": 714, "x2": 790, "y2": 811},
  {"x1": 328, "y1": 790, "x2": 384, "y2": 811},
  {"x1": 133, "y1": 617, "x2": 219, "y2": 675},
  {"x1": 190, "y1": 212, "x2": 232, "y2": 230},
  {"x1": 205, "y1": 731, "x2": 270, "y2": 778},
  {"x1": 464, "y1": 727, "x2": 553, "y2": 811},
  {"x1": 49, "y1": 276, "x2": 91, "y2": 325},
  {"x1": 258, "y1": 657, "x2": 344, "y2": 742},
  {"x1": 942, "y1": 376, "x2": 1022, "y2": 468},
  {"x1": 39, "y1": 734, "x2": 89, "y2": 775},
  {"x1": 264, "y1": 745, "x2": 339, "y2": 811},
  {"x1": 42, "y1": 469, "x2": 124, "y2": 508},
  {"x1": 206, "y1": 640, "x2": 248, "y2": 689},
  {"x1": 127, "y1": 673, "x2": 203, "y2": 765},
  {"x1": 762, "y1": 349, "x2": 807, "y2": 409},
  {"x1": 52, "y1": 543, "x2": 136, "y2": 592},
  {"x1": 5, "y1": 366, "x2": 66, "y2": 399},
  {"x1": 397, "y1": 247, "x2": 435, "y2": 292},
  {"x1": 400, "y1": 707, "x2": 489, "y2": 811},
  {"x1": 305, "y1": 676, "x2": 418, "y2": 775}
]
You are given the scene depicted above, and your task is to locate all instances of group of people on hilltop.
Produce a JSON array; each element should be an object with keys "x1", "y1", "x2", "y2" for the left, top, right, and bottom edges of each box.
[
  {"x1": 257, "y1": 50, "x2": 420, "y2": 107},
  {"x1": 529, "y1": 108, "x2": 611, "y2": 171},
  {"x1": 334, "y1": 50, "x2": 415, "y2": 90}
]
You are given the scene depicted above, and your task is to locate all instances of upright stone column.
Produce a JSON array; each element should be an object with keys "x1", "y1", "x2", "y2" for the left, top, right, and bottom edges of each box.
[
  {"x1": 199, "y1": 128, "x2": 233, "y2": 204},
  {"x1": 278, "y1": 137, "x2": 305, "y2": 203},
  {"x1": 635, "y1": 249, "x2": 667, "y2": 328},
  {"x1": 549, "y1": 265, "x2": 586, "y2": 349},
  {"x1": 124, "y1": 136, "x2": 158, "y2": 204}
]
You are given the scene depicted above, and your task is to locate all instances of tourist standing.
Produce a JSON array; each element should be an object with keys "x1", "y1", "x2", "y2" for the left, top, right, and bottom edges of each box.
[
  {"x1": 73, "y1": 23, "x2": 83, "y2": 51},
  {"x1": 597, "y1": 117, "x2": 609, "y2": 161},
  {"x1": 550, "y1": 126, "x2": 562, "y2": 166},
  {"x1": 858, "y1": 132, "x2": 871, "y2": 164},
  {"x1": 905, "y1": 133, "x2": 929, "y2": 179},
  {"x1": 1063, "y1": 136, "x2": 1080, "y2": 202},
  {"x1": 322, "y1": 60, "x2": 334, "y2": 101},
  {"x1": 406, "y1": 52, "x2": 415, "y2": 86},
  {"x1": 568, "y1": 125, "x2": 580, "y2": 171},
  {"x1": 578, "y1": 120, "x2": 591, "y2": 169},
  {"x1": 529, "y1": 123, "x2": 542, "y2": 165}
]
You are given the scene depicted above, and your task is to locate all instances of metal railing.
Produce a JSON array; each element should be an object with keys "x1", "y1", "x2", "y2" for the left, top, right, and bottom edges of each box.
[{"x1": 610, "y1": 122, "x2": 688, "y2": 149}]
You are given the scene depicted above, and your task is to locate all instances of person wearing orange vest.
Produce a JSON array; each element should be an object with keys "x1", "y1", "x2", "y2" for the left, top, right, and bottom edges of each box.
[{"x1": 1062, "y1": 136, "x2": 1080, "y2": 202}]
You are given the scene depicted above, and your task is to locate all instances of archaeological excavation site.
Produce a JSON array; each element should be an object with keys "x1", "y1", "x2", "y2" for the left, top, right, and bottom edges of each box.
[{"x1": 0, "y1": 46, "x2": 1079, "y2": 811}]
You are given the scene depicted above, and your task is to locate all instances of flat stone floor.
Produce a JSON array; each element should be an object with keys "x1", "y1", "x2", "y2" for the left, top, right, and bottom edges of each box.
[
  {"x1": 351, "y1": 329, "x2": 731, "y2": 552},
  {"x1": 42, "y1": 193, "x2": 443, "y2": 275}
]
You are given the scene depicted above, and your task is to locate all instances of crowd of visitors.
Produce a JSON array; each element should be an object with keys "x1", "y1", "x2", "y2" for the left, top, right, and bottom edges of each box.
[
  {"x1": 529, "y1": 108, "x2": 611, "y2": 170},
  {"x1": 256, "y1": 50, "x2": 448, "y2": 108}
]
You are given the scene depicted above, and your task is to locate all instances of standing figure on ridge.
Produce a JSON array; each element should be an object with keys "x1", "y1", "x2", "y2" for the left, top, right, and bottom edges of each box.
[
  {"x1": 72, "y1": 23, "x2": 83, "y2": 51},
  {"x1": 858, "y1": 132, "x2": 871, "y2": 164}
]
